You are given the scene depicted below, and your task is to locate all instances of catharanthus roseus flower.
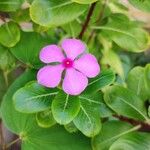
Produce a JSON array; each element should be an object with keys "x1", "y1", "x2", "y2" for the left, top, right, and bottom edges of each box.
[{"x1": 37, "y1": 39, "x2": 100, "y2": 95}]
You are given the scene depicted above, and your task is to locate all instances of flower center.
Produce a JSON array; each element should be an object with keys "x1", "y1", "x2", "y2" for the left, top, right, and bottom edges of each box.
[{"x1": 62, "y1": 58, "x2": 73, "y2": 68}]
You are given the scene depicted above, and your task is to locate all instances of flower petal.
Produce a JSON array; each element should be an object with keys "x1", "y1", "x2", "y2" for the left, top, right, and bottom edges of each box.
[
  {"x1": 40, "y1": 45, "x2": 65, "y2": 63},
  {"x1": 74, "y1": 54, "x2": 100, "y2": 78},
  {"x1": 63, "y1": 68, "x2": 88, "y2": 95},
  {"x1": 61, "y1": 39, "x2": 86, "y2": 60},
  {"x1": 37, "y1": 65, "x2": 64, "y2": 88}
]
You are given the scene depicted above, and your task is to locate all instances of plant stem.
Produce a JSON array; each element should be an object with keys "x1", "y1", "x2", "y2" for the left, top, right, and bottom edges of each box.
[
  {"x1": 0, "y1": 121, "x2": 5, "y2": 150},
  {"x1": 114, "y1": 114, "x2": 150, "y2": 132},
  {"x1": 87, "y1": 0, "x2": 108, "y2": 43},
  {"x1": 5, "y1": 138, "x2": 20, "y2": 149},
  {"x1": 78, "y1": 2, "x2": 97, "y2": 39}
]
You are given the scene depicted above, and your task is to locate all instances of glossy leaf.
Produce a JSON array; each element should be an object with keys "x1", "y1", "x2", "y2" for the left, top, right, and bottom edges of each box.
[
  {"x1": 144, "y1": 64, "x2": 150, "y2": 93},
  {"x1": 0, "y1": 22, "x2": 20, "y2": 47},
  {"x1": 10, "y1": 9, "x2": 30, "y2": 23},
  {"x1": 129, "y1": 0, "x2": 150, "y2": 12},
  {"x1": 92, "y1": 120, "x2": 139, "y2": 150},
  {"x1": 10, "y1": 32, "x2": 50, "y2": 68},
  {"x1": 104, "y1": 85, "x2": 149, "y2": 122},
  {"x1": 84, "y1": 69, "x2": 115, "y2": 94},
  {"x1": 72, "y1": 0, "x2": 98, "y2": 4},
  {"x1": 0, "y1": 0, "x2": 23, "y2": 12},
  {"x1": 109, "y1": 132, "x2": 150, "y2": 150},
  {"x1": 52, "y1": 91, "x2": 80, "y2": 125},
  {"x1": 1, "y1": 70, "x2": 91, "y2": 150},
  {"x1": 1, "y1": 70, "x2": 36, "y2": 133},
  {"x1": 102, "y1": 50, "x2": 124, "y2": 79},
  {"x1": 73, "y1": 92, "x2": 102, "y2": 137},
  {"x1": 13, "y1": 82, "x2": 58, "y2": 113},
  {"x1": 22, "y1": 125, "x2": 92, "y2": 150},
  {"x1": 126, "y1": 66, "x2": 148, "y2": 101},
  {"x1": 36, "y1": 109, "x2": 56, "y2": 128},
  {"x1": 93, "y1": 14, "x2": 149, "y2": 52},
  {"x1": 30, "y1": 0, "x2": 88, "y2": 27}
]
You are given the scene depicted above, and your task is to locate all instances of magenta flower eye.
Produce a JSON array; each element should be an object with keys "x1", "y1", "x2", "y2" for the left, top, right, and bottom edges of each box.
[
  {"x1": 62, "y1": 58, "x2": 74, "y2": 68},
  {"x1": 37, "y1": 38, "x2": 100, "y2": 95}
]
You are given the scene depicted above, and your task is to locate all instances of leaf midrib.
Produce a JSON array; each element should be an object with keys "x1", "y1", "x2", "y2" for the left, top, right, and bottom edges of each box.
[
  {"x1": 46, "y1": 1, "x2": 73, "y2": 11},
  {"x1": 25, "y1": 92, "x2": 58, "y2": 101},
  {"x1": 92, "y1": 26, "x2": 137, "y2": 41},
  {"x1": 63, "y1": 94, "x2": 69, "y2": 112},
  {"x1": 88, "y1": 73, "x2": 113, "y2": 86},
  {"x1": 80, "y1": 104, "x2": 92, "y2": 124},
  {"x1": 96, "y1": 125, "x2": 141, "y2": 146},
  {"x1": 79, "y1": 96, "x2": 102, "y2": 105},
  {"x1": 111, "y1": 95, "x2": 148, "y2": 121}
]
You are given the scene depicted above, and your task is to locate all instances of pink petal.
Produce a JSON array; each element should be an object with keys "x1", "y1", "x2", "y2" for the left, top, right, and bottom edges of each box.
[
  {"x1": 74, "y1": 54, "x2": 100, "y2": 78},
  {"x1": 40, "y1": 45, "x2": 65, "y2": 63},
  {"x1": 61, "y1": 39, "x2": 86, "y2": 60},
  {"x1": 62, "y1": 68, "x2": 88, "y2": 95},
  {"x1": 37, "y1": 65, "x2": 64, "y2": 88}
]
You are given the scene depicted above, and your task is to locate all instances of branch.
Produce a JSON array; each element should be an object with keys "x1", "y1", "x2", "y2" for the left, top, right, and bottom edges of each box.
[
  {"x1": 87, "y1": 0, "x2": 108, "y2": 43},
  {"x1": 78, "y1": 2, "x2": 97, "y2": 39},
  {"x1": 0, "y1": 121, "x2": 5, "y2": 150},
  {"x1": 113, "y1": 114, "x2": 150, "y2": 132}
]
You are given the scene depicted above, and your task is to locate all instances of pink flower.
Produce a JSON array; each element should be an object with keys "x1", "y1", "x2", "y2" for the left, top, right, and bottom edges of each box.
[{"x1": 37, "y1": 39, "x2": 100, "y2": 95}]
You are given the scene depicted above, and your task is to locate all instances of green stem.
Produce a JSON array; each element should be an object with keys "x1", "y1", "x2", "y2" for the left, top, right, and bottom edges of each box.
[{"x1": 3, "y1": 71, "x2": 8, "y2": 87}]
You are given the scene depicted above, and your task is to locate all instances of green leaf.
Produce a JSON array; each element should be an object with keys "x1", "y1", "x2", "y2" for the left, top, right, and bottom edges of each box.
[
  {"x1": 99, "y1": 102, "x2": 113, "y2": 118},
  {"x1": 1, "y1": 70, "x2": 91, "y2": 150},
  {"x1": 92, "y1": 120, "x2": 139, "y2": 150},
  {"x1": 10, "y1": 32, "x2": 50, "y2": 69},
  {"x1": 30, "y1": 0, "x2": 88, "y2": 27},
  {"x1": 144, "y1": 64, "x2": 150, "y2": 94},
  {"x1": 10, "y1": 8, "x2": 30, "y2": 23},
  {"x1": 104, "y1": 85, "x2": 149, "y2": 122},
  {"x1": 0, "y1": 0, "x2": 23, "y2": 12},
  {"x1": 73, "y1": 92, "x2": 102, "y2": 137},
  {"x1": 93, "y1": 14, "x2": 149, "y2": 52},
  {"x1": 64, "y1": 122, "x2": 78, "y2": 133},
  {"x1": 129, "y1": 0, "x2": 150, "y2": 12},
  {"x1": 84, "y1": 69, "x2": 115, "y2": 94},
  {"x1": 0, "y1": 71, "x2": 7, "y2": 102},
  {"x1": 109, "y1": 132, "x2": 150, "y2": 150},
  {"x1": 72, "y1": 0, "x2": 98, "y2": 4},
  {"x1": 13, "y1": 82, "x2": 58, "y2": 113},
  {"x1": 62, "y1": 20, "x2": 81, "y2": 37},
  {"x1": 22, "y1": 125, "x2": 92, "y2": 150},
  {"x1": 0, "y1": 22, "x2": 20, "y2": 47},
  {"x1": 0, "y1": 45, "x2": 15, "y2": 71},
  {"x1": 126, "y1": 66, "x2": 149, "y2": 101},
  {"x1": 102, "y1": 50, "x2": 124, "y2": 79},
  {"x1": 36, "y1": 109, "x2": 56, "y2": 128},
  {"x1": 52, "y1": 91, "x2": 80, "y2": 125},
  {"x1": 1, "y1": 70, "x2": 36, "y2": 133}
]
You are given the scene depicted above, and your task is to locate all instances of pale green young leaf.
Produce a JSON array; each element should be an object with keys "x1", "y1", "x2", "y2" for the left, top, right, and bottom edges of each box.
[{"x1": 0, "y1": 22, "x2": 20, "y2": 47}]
